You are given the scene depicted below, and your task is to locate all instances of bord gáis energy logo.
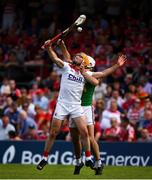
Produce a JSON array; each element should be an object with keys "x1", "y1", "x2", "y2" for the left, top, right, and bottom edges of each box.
[{"x1": 2, "y1": 145, "x2": 16, "y2": 164}]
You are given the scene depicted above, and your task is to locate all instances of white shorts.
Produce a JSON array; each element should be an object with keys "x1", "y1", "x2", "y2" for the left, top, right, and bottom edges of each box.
[
  {"x1": 53, "y1": 101, "x2": 84, "y2": 120},
  {"x1": 69, "y1": 105, "x2": 94, "y2": 128}
]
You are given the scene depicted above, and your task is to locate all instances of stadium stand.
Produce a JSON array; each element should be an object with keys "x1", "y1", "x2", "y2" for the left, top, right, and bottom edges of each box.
[{"x1": 0, "y1": 0, "x2": 152, "y2": 142}]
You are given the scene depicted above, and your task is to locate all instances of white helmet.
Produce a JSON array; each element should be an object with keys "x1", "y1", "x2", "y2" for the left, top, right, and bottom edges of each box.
[{"x1": 87, "y1": 55, "x2": 95, "y2": 68}]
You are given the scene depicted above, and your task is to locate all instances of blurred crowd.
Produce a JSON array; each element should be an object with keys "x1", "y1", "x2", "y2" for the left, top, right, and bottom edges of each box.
[{"x1": 0, "y1": 0, "x2": 152, "y2": 142}]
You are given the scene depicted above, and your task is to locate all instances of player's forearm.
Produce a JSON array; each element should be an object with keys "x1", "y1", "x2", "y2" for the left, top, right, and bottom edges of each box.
[
  {"x1": 101, "y1": 64, "x2": 120, "y2": 78},
  {"x1": 47, "y1": 46, "x2": 64, "y2": 68},
  {"x1": 60, "y1": 42, "x2": 71, "y2": 62},
  {"x1": 81, "y1": 72, "x2": 99, "y2": 85},
  {"x1": 47, "y1": 46, "x2": 58, "y2": 60}
]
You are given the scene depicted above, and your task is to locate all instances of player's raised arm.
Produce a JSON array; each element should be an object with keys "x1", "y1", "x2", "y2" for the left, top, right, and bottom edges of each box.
[
  {"x1": 80, "y1": 62, "x2": 99, "y2": 86},
  {"x1": 46, "y1": 42, "x2": 64, "y2": 68},
  {"x1": 58, "y1": 39, "x2": 72, "y2": 63},
  {"x1": 92, "y1": 54, "x2": 127, "y2": 78}
]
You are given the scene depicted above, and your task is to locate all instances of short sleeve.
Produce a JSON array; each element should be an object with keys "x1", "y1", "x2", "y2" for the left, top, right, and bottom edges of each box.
[
  {"x1": 86, "y1": 71, "x2": 93, "y2": 76},
  {"x1": 60, "y1": 62, "x2": 70, "y2": 73}
]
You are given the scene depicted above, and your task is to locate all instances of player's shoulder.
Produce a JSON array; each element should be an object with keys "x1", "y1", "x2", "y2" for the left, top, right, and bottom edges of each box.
[
  {"x1": 85, "y1": 70, "x2": 93, "y2": 76},
  {"x1": 62, "y1": 61, "x2": 71, "y2": 70}
]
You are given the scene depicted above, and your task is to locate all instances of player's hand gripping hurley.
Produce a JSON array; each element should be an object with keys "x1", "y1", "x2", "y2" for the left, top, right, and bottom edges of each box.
[{"x1": 41, "y1": 15, "x2": 86, "y2": 49}]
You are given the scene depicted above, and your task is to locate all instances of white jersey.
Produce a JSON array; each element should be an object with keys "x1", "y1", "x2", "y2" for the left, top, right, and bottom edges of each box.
[{"x1": 57, "y1": 62, "x2": 91, "y2": 105}]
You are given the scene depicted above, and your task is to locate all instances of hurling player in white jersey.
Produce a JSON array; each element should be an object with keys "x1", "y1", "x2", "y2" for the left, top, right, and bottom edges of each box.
[
  {"x1": 58, "y1": 40, "x2": 127, "y2": 175},
  {"x1": 37, "y1": 40, "x2": 99, "y2": 171}
]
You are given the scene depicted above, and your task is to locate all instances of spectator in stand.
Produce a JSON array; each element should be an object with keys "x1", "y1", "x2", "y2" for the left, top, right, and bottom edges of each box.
[
  {"x1": 0, "y1": 115, "x2": 16, "y2": 140},
  {"x1": 42, "y1": 71, "x2": 59, "y2": 91},
  {"x1": 120, "y1": 117, "x2": 136, "y2": 142},
  {"x1": 100, "y1": 99, "x2": 121, "y2": 130},
  {"x1": 122, "y1": 92, "x2": 136, "y2": 113},
  {"x1": 0, "y1": 78, "x2": 11, "y2": 95},
  {"x1": 144, "y1": 76, "x2": 152, "y2": 95},
  {"x1": 18, "y1": 110, "x2": 37, "y2": 139},
  {"x1": 9, "y1": 79, "x2": 21, "y2": 101},
  {"x1": 19, "y1": 31, "x2": 33, "y2": 50},
  {"x1": 109, "y1": 64, "x2": 125, "y2": 83},
  {"x1": 24, "y1": 95, "x2": 36, "y2": 118},
  {"x1": 128, "y1": 84, "x2": 137, "y2": 99},
  {"x1": 27, "y1": 17, "x2": 40, "y2": 36},
  {"x1": 2, "y1": 96, "x2": 13, "y2": 114},
  {"x1": 3, "y1": 102, "x2": 19, "y2": 132},
  {"x1": 34, "y1": 105, "x2": 50, "y2": 130},
  {"x1": 14, "y1": 43, "x2": 27, "y2": 64},
  {"x1": 4, "y1": 26, "x2": 19, "y2": 47},
  {"x1": 139, "y1": 98, "x2": 152, "y2": 119},
  {"x1": 123, "y1": 74, "x2": 133, "y2": 93},
  {"x1": 104, "y1": 85, "x2": 113, "y2": 106},
  {"x1": 93, "y1": 79, "x2": 107, "y2": 101},
  {"x1": 94, "y1": 98, "x2": 105, "y2": 122},
  {"x1": 29, "y1": 82, "x2": 39, "y2": 97},
  {"x1": 1, "y1": 0, "x2": 16, "y2": 31},
  {"x1": 16, "y1": 88, "x2": 28, "y2": 107},
  {"x1": 22, "y1": 125, "x2": 39, "y2": 140},
  {"x1": 113, "y1": 81, "x2": 123, "y2": 95},
  {"x1": 28, "y1": 34, "x2": 40, "y2": 59},
  {"x1": 21, "y1": 102, "x2": 36, "y2": 119},
  {"x1": 136, "y1": 83, "x2": 149, "y2": 108},
  {"x1": 103, "y1": 118, "x2": 121, "y2": 141},
  {"x1": 106, "y1": 89, "x2": 125, "y2": 110},
  {"x1": 33, "y1": 88, "x2": 49, "y2": 111},
  {"x1": 8, "y1": 130, "x2": 22, "y2": 140},
  {"x1": 0, "y1": 94, "x2": 8, "y2": 114},
  {"x1": 48, "y1": 15, "x2": 58, "y2": 37},
  {"x1": 127, "y1": 98, "x2": 142, "y2": 127},
  {"x1": 93, "y1": 98, "x2": 105, "y2": 141},
  {"x1": 0, "y1": 47, "x2": 5, "y2": 63},
  {"x1": 137, "y1": 109, "x2": 152, "y2": 134},
  {"x1": 5, "y1": 51, "x2": 18, "y2": 65},
  {"x1": 37, "y1": 123, "x2": 49, "y2": 140},
  {"x1": 138, "y1": 129, "x2": 152, "y2": 142},
  {"x1": 30, "y1": 76, "x2": 43, "y2": 89}
]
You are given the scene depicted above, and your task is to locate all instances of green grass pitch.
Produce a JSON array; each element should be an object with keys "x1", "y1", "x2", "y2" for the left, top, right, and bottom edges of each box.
[{"x1": 0, "y1": 164, "x2": 152, "y2": 179}]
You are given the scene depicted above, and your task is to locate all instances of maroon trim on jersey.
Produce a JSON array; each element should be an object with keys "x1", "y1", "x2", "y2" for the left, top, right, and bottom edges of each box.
[{"x1": 69, "y1": 64, "x2": 80, "y2": 73}]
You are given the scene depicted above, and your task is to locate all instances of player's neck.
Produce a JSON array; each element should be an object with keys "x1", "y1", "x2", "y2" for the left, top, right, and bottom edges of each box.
[{"x1": 70, "y1": 64, "x2": 80, "y2": 71}]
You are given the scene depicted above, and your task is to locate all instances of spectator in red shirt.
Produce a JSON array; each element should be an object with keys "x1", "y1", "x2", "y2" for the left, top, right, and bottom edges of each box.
[
  {"x1": 103, "y1": 118, "x2": 121, "y2": 141},
  {"x1": 34, "y1": 105, "x2": 49, "y2": 130},
  {"x1": 100, "y1": 99, "x2": 121, "y2": 130},
  {"x1": 127, "y1": 98, "x2": 142, "y2": 126},
  {"x1": 122, "y1": 92, "x2": 136, "y2": 113},
  {"x1": 120, "y1": 117, "x2": 136, "y2": 142}
]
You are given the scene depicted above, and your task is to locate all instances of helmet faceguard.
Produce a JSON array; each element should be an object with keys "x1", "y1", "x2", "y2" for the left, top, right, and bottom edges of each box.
[{"x1": 73, "y1": 52, "x2": 96, "y2": 68}]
